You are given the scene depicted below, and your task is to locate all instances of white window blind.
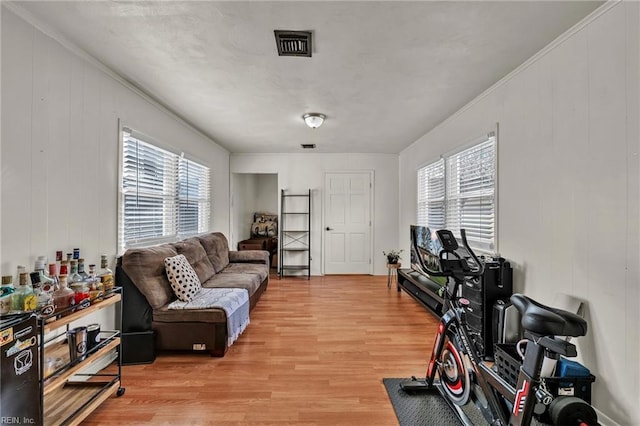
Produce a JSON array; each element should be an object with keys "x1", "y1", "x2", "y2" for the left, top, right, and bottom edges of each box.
[
  {"x1": 417, "y1": 159, "x2": 445, "y2": 230},
  {"x1": 417, "y1": 134, "x2": 496, "y2": 252},
  {"x1": 120, "y1": 129, "x2": 211, "y2": 252},
  {"x1": 177, "y1": 158, "x2": 211, "y2": 235}
]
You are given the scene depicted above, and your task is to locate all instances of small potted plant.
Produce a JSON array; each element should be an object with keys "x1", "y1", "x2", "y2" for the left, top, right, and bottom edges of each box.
[{"x1": 383, "y1": 249, "x2": 403, "y2": 265}]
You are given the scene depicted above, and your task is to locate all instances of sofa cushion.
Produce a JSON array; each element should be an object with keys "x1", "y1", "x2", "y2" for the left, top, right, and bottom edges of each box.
[
  {"x1": 172, "y1": 237, "x2": 216, "y2": 283},
  {"x1": 198, "y1": 232, "x2": 230, "y2": 273},
  {"x1": 122, "y1": 244, "x2": 178, "y2": 309},
  {"x1": 229, "y1": 250, "x2": 270, "y2": 265},
  {"x1": 220, "y1": 263, "x2": 269, "y2": 283},
  {"x1": 164, "y1": 254, "x2": 202, "y2": 302},
  {"x1": 202, "y1": 273, "x2": 262, "y2": 297}
]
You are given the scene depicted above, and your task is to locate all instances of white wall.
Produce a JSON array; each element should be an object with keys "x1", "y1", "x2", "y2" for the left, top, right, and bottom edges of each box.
[
  {"x1": 231, "y1": 153, "x2": 399, "y2": 276},
  {"x1": 255, "y1": 174, "x2": 278, "y2": 216},
  {"x1": 231, "y1": 173, "x2": 259, "y2": 247},
  {"x1": 1, "y1": 8, "x2": 230, "y2": 326},
  {"x1": 399, "y1": 3, "x2": 639, "y2": 424}
]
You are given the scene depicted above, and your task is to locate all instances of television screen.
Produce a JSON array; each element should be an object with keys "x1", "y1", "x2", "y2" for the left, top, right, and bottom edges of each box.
[{"x1": 410, "y1": 225, "x2": 446, "y2": 284}]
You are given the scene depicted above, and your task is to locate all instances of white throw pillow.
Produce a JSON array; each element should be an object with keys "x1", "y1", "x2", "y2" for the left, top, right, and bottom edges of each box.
[{"x1": 164, "y1": 254, "x2": 202, "y2": 302}]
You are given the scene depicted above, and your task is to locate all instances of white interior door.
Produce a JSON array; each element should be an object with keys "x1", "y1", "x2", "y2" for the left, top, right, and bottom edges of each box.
[{"x1": 324, "y1": 172, "x2": 372, "y2": 274}]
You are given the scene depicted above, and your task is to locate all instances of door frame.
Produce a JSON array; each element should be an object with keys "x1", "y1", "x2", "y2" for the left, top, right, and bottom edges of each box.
[{"x1": 321, "y1": 170, "x2": 375, "y2": 275}]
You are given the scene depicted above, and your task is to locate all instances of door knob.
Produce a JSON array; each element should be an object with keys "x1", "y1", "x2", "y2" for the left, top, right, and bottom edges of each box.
[{"x1": 326, "y1": 227, "x2": 333, "y2": 231}]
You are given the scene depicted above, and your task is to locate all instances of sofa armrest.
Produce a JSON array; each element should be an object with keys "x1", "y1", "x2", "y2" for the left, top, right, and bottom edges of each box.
[
  {"x1": 229, "y1": 250, "x2": 269, "y2": 266},
  {"x1": 116, "y1": 260, "x2": 154, "y2": 333}
]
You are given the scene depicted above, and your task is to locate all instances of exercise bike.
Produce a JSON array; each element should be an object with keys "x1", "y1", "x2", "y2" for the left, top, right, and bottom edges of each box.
[{"x1": 401, "y1": 229, "x2": 597, "y2": 426}]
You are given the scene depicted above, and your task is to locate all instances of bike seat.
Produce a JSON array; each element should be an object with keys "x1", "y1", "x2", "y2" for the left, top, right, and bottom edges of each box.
[{"x1": 510, "y1": 294, "x2": 587, "y2": 337}]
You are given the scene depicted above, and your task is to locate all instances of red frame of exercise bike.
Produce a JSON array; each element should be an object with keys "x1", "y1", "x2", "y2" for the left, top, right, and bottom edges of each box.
[{"x1": 424, "y1": 299, "x2": 542, "y2": 426}]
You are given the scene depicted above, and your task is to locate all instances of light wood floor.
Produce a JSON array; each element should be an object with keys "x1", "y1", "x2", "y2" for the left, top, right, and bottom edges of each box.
[{"x1": 84, "y1": 274, "x2": 439, "y2": 425}]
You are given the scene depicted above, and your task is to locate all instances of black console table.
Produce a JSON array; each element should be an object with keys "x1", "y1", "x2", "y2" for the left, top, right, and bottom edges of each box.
[{"x1": 397, "y1": 269, "x2": 446, "y2": 317}]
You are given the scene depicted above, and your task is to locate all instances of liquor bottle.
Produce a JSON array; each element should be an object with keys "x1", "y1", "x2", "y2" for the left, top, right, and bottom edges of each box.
[
  {"x1": 0, "y1": 275, "x2": 14, "y2": 315},
  {"x1": 59, "y1": 260, "x2": 69, "y2": 277},
  {"x1": 87, "y1": 264, "x2": 104, "y2": 304},
  {"x1": 11, "y1": 272, "x2": 36, "y2": 313},
  {"x1": 30, "y1": 271, "x2": 54, "y2": 314},
  {"x1": 68, "y1": 260, "x2": 83, "y2": 285},
  {"x1": 48, "y1": 263, "x2": 60, "y2": 287},
  {"x1": 73, "y1": 248, "x2": 80, "y2": 260},
  {"x1": 34, "y1": 258, "x2": 56, "y2": 293},
  {"x1": 15, "y1": 265, "x2": 28, "y2": 287},
  {"x1": 66, "y1": 253, "x2": 73, "y2": 266},
  {"x1": 99, "y1": 255, "x2": 114, "y2": 297},
  {"x1": 77, "y1": 258, "x2": 89, "y2": 280},
  {"x1": 36, "y1": 255, "x2": 48, "y2": 268},
  {"x1": 53, "y1": 275, "x2": 75, "y2": 317},
  {"x1": 71, "y1": 280, "x2": 90, "y2": 310}
]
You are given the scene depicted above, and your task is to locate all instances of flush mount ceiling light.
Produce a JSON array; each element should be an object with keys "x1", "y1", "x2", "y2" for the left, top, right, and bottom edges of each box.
[{"x1": 303, "y1": 113, "x2": 326, "y2": 129}]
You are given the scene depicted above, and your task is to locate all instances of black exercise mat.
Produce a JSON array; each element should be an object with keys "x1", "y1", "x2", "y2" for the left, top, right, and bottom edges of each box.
[{"x1": 383, "y1": 378, "x2": 461, "y2": 426}]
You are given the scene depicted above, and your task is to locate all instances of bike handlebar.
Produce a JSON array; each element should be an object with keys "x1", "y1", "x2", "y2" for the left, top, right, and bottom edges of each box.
[
  {"x1": 436, "y1": 229, "x2": 484, "y2": 280},
  {"x1": 460, "y1": 229, "x2": 484, "y2": 277}
]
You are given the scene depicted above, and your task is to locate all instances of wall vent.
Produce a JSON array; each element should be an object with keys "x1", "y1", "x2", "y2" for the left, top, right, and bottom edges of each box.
[
  {"x1": 274, "y1": 30, "x2": 312, "y2": 57},
  {"x1": 301, "y1": 144, "x2": 316, "y2": 149}
]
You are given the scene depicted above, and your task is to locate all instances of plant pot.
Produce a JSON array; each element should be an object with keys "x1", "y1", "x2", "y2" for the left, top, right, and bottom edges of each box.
[{"x1": 387, "y1": 257, "x2": 399, "y2": 265}]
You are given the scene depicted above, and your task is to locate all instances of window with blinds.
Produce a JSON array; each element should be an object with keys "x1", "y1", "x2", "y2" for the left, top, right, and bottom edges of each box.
[
  {"x1": 416, "y1": 159, "x2": 445, "y2": 230},
  {"x1": 120, "y1": 129, "x2": 211, "y2": 251},
  {"x1": 417, "y1": 133, "x2": 496, "y2": 252},
  {"x1": 177, "y1": 158, "x2": 210, "y2": 235}
]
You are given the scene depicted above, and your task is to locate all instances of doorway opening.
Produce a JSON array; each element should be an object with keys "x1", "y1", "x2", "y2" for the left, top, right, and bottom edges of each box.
[{"x1": 230, "y1": 173, "x2": 278, "y2": 267}]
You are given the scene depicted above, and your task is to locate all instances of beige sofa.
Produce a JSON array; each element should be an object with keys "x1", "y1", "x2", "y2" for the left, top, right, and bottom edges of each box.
[{"x1": 117, "y1": 232, "x2": 269, "y2": 359}]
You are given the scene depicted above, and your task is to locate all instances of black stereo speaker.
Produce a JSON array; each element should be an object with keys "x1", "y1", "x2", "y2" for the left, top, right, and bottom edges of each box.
[
  {"x1": 122, "y1": 331, "x2": 156, "y2": 365},
  {"x1": 493, "y1": 300, "x2": 521, "y2": 345},
  {"x1": 461, "y1": 257, "x2": 513, "y2": 359}
]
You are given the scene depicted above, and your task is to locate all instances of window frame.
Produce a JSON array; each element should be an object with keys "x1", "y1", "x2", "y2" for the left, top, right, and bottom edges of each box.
[
  {"x1": 118, "y1": 126, "x2": 211, "y2": 254},
  {"x1": 416, "y1": 131, "x2": 497, "y2": 254}
]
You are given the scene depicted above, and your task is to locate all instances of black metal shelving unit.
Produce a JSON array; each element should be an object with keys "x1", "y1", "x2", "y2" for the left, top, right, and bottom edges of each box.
[{"x1": 279, "y1": 189, "x2": 311, "y2": 279}]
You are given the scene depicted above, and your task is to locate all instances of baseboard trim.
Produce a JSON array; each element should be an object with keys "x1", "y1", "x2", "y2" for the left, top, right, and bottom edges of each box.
[{"x1": 594, "y1": 406, "x2": 621, "y2": 426}]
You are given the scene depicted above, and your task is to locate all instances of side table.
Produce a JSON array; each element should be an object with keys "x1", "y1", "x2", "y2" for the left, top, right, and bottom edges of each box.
[{"x1": 387, "y1": 263, "x2": 401, "y2": 289}]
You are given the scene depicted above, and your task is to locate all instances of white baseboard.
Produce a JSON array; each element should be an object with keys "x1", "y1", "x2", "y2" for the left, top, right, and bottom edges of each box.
[{"x1": 594, "y1": 406, "x2": 620, "y2": 426}]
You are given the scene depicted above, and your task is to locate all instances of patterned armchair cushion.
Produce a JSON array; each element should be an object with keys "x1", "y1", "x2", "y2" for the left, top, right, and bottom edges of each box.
[
  {"x1": 254, "y1": 212, "x2": 278, "y2": 223},
  {"x1": 252, "y1": 221, "x2": 277, "y2": 237},
  {"x1": 251, "y1": 212, "x2": 278, "y2": 237}
]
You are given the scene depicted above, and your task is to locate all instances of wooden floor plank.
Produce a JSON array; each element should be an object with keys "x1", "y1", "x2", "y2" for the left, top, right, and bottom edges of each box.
[{"x1": 82, "y1": 274, "x2": 437, "y2": 425}]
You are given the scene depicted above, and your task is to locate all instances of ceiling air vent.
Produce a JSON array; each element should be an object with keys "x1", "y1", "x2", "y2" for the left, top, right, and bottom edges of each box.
[
  {"x1": 301, "y1": 144, "x2": 316, "y2": 149},
  {"x1": 274, "y1": 30, "x2": 312, "y2": 57}
]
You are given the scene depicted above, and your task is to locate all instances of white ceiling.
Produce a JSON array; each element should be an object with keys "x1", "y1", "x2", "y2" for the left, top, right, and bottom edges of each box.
[{"x1": 13, "y1": 1, "x2": 602, "y2": 154}]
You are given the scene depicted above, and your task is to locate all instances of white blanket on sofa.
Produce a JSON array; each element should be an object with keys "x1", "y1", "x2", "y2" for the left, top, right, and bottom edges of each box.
[{"x1": 168, "y1": 288, "x2": 250, "y2": 347}]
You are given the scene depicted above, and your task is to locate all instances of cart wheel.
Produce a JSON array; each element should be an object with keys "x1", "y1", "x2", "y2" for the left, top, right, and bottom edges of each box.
[{"x1": 116, "y1": 387, "x2": 126, "y2": 397}]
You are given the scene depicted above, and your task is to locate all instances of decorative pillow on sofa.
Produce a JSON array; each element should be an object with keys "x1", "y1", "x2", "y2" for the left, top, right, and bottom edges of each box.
[{"x1": 164, "y1": 254, "x2": 202, "y2": 302}]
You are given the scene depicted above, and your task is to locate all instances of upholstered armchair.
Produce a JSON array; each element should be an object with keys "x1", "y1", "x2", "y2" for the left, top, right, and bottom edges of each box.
[{"x1": 237, "y1": 212, "x2": 278, "y2": 267}]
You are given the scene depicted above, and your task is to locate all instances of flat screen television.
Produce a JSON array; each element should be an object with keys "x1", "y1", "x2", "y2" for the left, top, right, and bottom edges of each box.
[{"x1": 410, "y1": 225, "x2": 447, "y2": 286}]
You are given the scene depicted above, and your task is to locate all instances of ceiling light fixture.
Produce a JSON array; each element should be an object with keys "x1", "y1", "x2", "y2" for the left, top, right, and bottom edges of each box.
[{"x1": 303, "y1": 113, "x2": 325, "y2": 129}]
